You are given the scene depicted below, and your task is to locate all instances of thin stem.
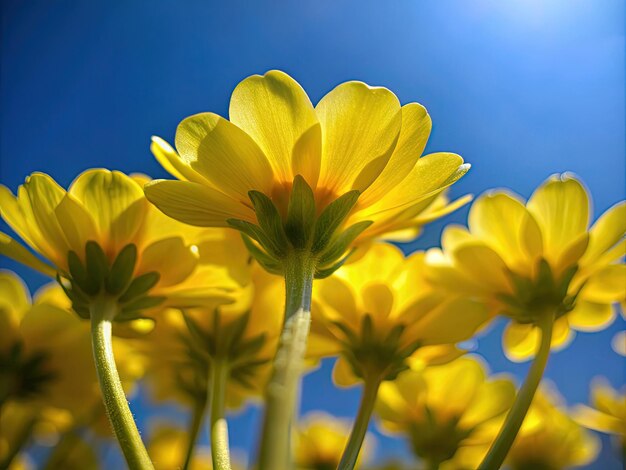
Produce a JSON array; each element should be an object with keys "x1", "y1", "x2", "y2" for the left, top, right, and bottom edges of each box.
[
  {"x1": 338, "y1": 375, "x2": 382, "y2": 470},
  {"x1": 209, "y1": 360, "x2": 231, "y2": 470},
  {"x1": 478, "y1": 312, "x2": 555, "y2": 470},
  {"x1": 90, "y1": 296, "x2": 154, "y2": 470},
  {"x1": 0, "y1": 414, "x2": 36, "y2": 470},
  {"x1": 182, "y1": 392, "x2": 208, "y2": 470},
  {"x1": 258, "y1": 250, "x2": 315, "y2": 470}
]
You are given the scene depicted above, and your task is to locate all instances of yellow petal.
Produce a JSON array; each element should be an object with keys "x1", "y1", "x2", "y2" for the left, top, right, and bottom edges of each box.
[
  {"x1": 581, "y1": 201, "x2": 626, "y2": 265},
  {"x1": 229, "y1": 70, "x2": 320, "y2": 185},
  {"x1": 315, "y1": 277, "x2": 359, "y2": 327},
  {"x1": 580, "y1": 265, "x2": 626, "y2": 303},
  {"x1": 0, "y1": 271, "x2": 30, "y2": 347},
  {"x1": 316, "y1": 81, "x2": 401, "y2": 193},
  {"x1": 551, "y1": 316, "x2": 574, "y2": 350},
  {"x1": 0, "y1": 232, "x2": 56, "y2": 277},
  {"x1": 361, "y1": 283, "x2": 394, "y2": 324},
  {"x1": 150, "y1": 136, "x2": 209, "y2": 184},
  {"x1": 22, "y1": 173, "x2": 71, "y2": 259},
  {"x1": 412, "y1": 297, "x2": 489, "y2": 346},
  {"x1": 69, "y1": 170, "x2": 147, "y2": 252},
  {"x1": 332, "y1": 356, "x2": 359, "y2": 387},
  {"x1": 527, "y1": 173, "x2": 590, "y2": 265},
  {"x1": 502, "y1": 321, "x2": 539, "y2": 362},
  {"x1": 359, "y1": 103, "x2": 431, "y2": 206},
  {"x1": 459, "y1": 378, "x2": 516, "y2": 428},
  {"x1": 567, "y1": 300, "x2": 616, "y2": 332},
  {"x1": 571, "y1": 404, "x2": 623, "y2": 434},
  {"x1": 359, "y1": 152, "x2": 468, "y2": 218},
  {"x1": 611, "y1": 331, "x2": 626, "y2": 356},
  {"x1": 54, "y1": 194, "x2": 98, "y2": 256},
  {"x1": 452, "y1": 242, "x2": 513, "y2": 294},
  {"x1": 468, "y1": 192, "x2": 540, "y2": 272},
  {"x1": 0, "y1": 184, "x2": 42, "y2": 253},
  {"x1": 175, "y1": 112, "x2": 274, "y2": 199},
  {"x1": 144, "y1": 180, "x2": 255, "y2": 227},
  {"x1": 136, "y1": 237, "x2": 198, "y2": 287}
]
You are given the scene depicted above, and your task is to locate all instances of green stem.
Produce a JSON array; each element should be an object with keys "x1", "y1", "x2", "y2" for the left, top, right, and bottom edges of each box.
[
  {"x1": 338, "y1": 375, "x2": 382, "y2": 470},
  {"x1": 478, "y1": 312, "x2": 555, "y2": 470},
  {"x1": 258, "y1": 251, "x2": 314, "y2": 470},
  {"x1": 0, "y1": 414, "x2": 36, "y2": 470},
  {"x1": 90, "y1": 297, "x2": 154, "y2": 470},
  {"x1": 182, "y1": 393, "x2": 208, "y2": 470},
  {"x1": 209, "y1": 360, "x2": 231, "y2": 470}
]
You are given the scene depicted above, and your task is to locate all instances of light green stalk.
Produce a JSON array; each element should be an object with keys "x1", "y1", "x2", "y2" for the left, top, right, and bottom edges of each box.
[{"x1": 209, "y1": 360, "x2": 232, "y2": 470}]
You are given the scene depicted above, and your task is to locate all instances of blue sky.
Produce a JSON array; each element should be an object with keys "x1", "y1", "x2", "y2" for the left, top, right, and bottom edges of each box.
[{"x1": 1, "y1": 0, "x2": 624, "y2": 468}]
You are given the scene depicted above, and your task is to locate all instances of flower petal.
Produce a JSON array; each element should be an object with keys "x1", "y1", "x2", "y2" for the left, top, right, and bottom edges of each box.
[
  {"x1": 144, "y1": 180, "x2": 255, "y2": 227},
  {"x1": 359, "y1": 103, "x2": 431, "y2": 206},
  {"x1": 229, "y1": 70, "x2": 320, "y2": 185},
  {"x1": 150, "y1": 136, "x2": 209, "y2": 184},
  {"x1": 175, "y1": 112, "x2": 274, "y2": 200},
  {"x1": 452, "y1": 242, "x2": 513, "y2": 295},
  {"x1": 136, "y1": 237, "x2": 198, "y2": 287},
  {"x1": 527, "y1": 173, "x2": 590, "y2": 266},
  {"x1": 581, "y1": 201, "x2": 626, "y2": 266},
  {"x1": 0, "y1": 232, "x2": 57, "y2": 277},
  {"x1": 316, "y1": 81, "x2": 401, "y2": 193},
  {"x1": 332, "y1": 356, "x2": 359, "y2": 387},
  {"x1": 69, "y1": 170, "x2": 147, "y2": 251},
  {"x1": 567, "y1": 300, "x2": 616, "y2": 332},
  {"x1": 459, "y1": 378, "x2": 516, "y2": 428},
  {"x1": 502, "y1": 321, "x2": 538, "y2": 362},
  {"x1": 580, "y1": 265, "x2": 626, "y2": 304}
]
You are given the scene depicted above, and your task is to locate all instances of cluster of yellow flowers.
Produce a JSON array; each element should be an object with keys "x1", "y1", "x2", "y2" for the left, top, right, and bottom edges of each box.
[{"x1": 0, "y1": 70, "x2": 624, "y2": 470}]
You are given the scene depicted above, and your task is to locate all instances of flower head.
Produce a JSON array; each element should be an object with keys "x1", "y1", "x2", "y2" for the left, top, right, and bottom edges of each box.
[
  {"x1": 310, "y1": 243, "x2": 489, "y2": 385},
  {"x1": 293, "y1": 412, "x2": 372, "y2": 470},
  {"x1": 426, "y1": 173, "x2": 626, "y2": 361},
  {"x1": 375, "y1": 356, "x2": 515, "y2": 469},
  {"x1": 139, "y1": 262, "x2": 283, "y2": 409},
  {"x1": 0, "y1": 170, "x2": 240, "y2": 322},
  {"x1": 145, "y1": 70, "x2": 469, "y2": 277},
  {"x1": 506, "y1": 386, "x2": 600, "y2": 470},
  {"x1": 0, "y1": 270, "x2": 143, "y2": 424}
]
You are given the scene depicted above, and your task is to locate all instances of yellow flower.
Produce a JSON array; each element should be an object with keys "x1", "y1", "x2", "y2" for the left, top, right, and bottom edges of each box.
[
  {"x1": 0, "y1": 170, "x2": 239, "y2": 321},
  {"x1": 139, "y1": 261, "x2": 282, "y2": 409},
  {"x1": 506, "y1": 386, "x2": 600, "y2": 470},
  {"x1": 375, "y1": 356, "x2": 515, "y2": 469},
  {"x1": 426, "y1": 173, "x2": 626, "y2": 361},
  {"x1": 145, "y1": 70, "x2": 469, "y2": 276},
  {"x1": 572, "y1": 378, "x2": 626, "y2": 454},
  {"x1": 310, "y1": 243, "x2": 489, "y2": 385},
  {"x1": 293, "y1": 412, "x2": 372, "y2": 470},
  {"x1": 147, "y1": 423, "x2": 212, "y2": 470},
  {"x1": 0, "y1": 271, "x2": 145, "y2": 466}
]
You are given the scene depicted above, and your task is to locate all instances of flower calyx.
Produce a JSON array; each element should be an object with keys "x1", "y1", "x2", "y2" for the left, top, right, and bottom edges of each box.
[
  {"x1": 333, "y1": 314, "x2": 420, "y2": 382},
  {"x1": 497, "y1": 258, "x2": 581, "y2": 325},
  {"x1": 58, "y1": 241, "x2": 164, "y2": 322},
  {"x1": 182, "y1": 309, "x2": 270, "y2": 391},
  {"x1": 409, "y1": 413, "x2": 474, "y2": 466},
  {"x1": 0, "y1": 341, "x2": 56, "y2": 403},
  {"x1": 227, "y1": 175, "x2": 372, "y2": 279}
]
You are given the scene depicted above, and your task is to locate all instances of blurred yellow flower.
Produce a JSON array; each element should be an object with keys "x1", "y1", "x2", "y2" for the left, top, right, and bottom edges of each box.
[
  {"x1": 426, "y1": 173, "x2": 626, "y2": 361},
  {"x1": 506, "y1": 386, "x2": 600, "y2": 470},
  {"x1": 311, "y1": 243, "x2": 489, "y2": 386},
  {"x1": 148, "y1": 423, "x2": 212, "y2": 470},
  {"x1": 139, "y1": 261, "x2": 282, "y2": 409},
  {"x1": 572, "y1": 378, "x2": 625, "y2": 457},
  {"x1": 145, "y1": 70, "x2": 469, "y2": 275},
  {"x1": 0, "y1": 271, "x2": 144, "y2": 468},
  {"x1": 293, "y1": 412, "x2": 372, "y2": 470},
  {"x1": 375, "y1": 356, "x2": 515, "y2": 469},
  {"x1": 0, "y1": 170, "x2": 239, "y2": 322}
]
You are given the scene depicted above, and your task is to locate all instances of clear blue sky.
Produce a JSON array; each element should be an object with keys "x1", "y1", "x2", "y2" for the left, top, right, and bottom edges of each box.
[{"x1": 1, "y1": 1, "x2": 624, "y2": 468}]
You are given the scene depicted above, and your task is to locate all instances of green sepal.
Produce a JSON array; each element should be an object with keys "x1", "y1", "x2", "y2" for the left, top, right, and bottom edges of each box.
[
  {"x1": 85, "y1": 241, "x2": 108, "y2": 291},
  {"x1": 285, "y1": 175, "x2": 316, "y2": 249},
  {"x1": 314, "y1": 249, "x2": 355, "y2": 279},
  {"x1": 106, "y1": 244, "x2": 137, "y2": 294},
  {"x1": 240, "y1": 234, "x2": 283, "y2": 275},
  {"x1": 119, "y1": 272, "x2": 160, "y2": 303},
  {"x1": 248, "y1": 190, "x2": 288, "y2": 256},
  {"x1": 67, "y1": 251, "x2": 93, "y2": 295},
  {"x1": 227, "y1": 219, "x2": 283, "y2": 258},
  {"x1": 119, "y1": 295, "x2": 165, "y2": 313},
  {"x1": 317, "y1": 220, "x2": 372, "y2": 267},
  {"x1": 311, "y1": 190, "x2": 360, "y2": 253}
]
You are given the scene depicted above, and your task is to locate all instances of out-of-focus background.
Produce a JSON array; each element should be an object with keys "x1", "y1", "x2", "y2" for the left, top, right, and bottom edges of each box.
[{"x1": 1, "y1": 0, "x2": 624, "y2": 468}]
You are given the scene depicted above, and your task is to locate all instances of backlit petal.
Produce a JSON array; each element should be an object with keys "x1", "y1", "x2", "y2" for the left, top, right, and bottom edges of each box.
[
  {"x1": 316, "y1": 81, "x2": 401, "y2": 193},
  {"x1": 229, "y1": 70, "x2": 320, "y2": 185},
  {"x1": 567, "y1": 300, "x2": 616, "y2": 332}
]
